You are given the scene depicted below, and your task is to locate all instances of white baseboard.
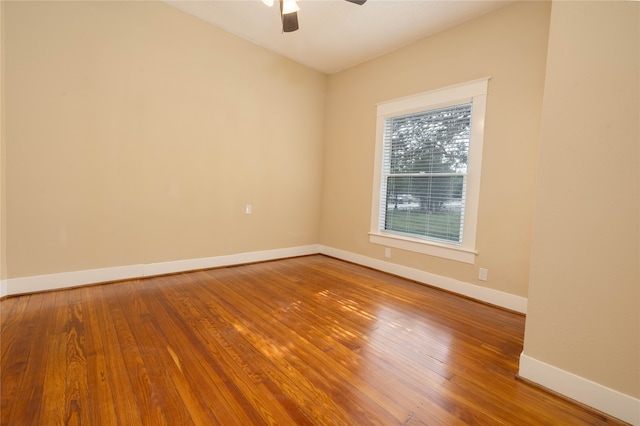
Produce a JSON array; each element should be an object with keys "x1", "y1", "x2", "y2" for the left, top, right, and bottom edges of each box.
[
  {"x1": 5, "y1": 264, "x2": 145, "y2": 296},
  {"x1": 3, "y1": 245, "x2": 320, "y2": 296},
  {"x1": 143, "y1": 245, "x2": 320, "y2": 277},
  {"x1": 2, "y1": 244, "x2": 528, "y2": 315},
  {"x1": 3, "y1": 244, "x2": 526, "y2": 313},
  {"x1": 519, "y1": 352, "x2": 640, "y2": 425},
  {"x1": 318, "y1": 245, "x2": 527, "y2": 313}
]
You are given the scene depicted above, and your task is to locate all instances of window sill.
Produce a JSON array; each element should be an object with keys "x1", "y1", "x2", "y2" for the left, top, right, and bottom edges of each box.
[{"x1": 369, "y1": 232, "x2": 477, "y2": 264}]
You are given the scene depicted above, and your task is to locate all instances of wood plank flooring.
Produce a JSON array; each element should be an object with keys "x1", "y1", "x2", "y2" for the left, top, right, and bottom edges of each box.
[{"x1": 0, "y1": 255, "x2": 626, "y2": 425}]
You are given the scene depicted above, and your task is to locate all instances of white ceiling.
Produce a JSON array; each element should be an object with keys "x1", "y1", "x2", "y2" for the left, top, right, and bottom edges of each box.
[{"x1": 165, "y1": 0, "x2": 514, "y2": 74}]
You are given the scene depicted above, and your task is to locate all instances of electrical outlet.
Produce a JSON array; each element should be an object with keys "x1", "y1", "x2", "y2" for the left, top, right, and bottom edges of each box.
[
  {"x1": 478, "y1": 268, "x2": 488, "y2": 281},
  {"x1": 245, "y1": 204, "x2": 252, "y2": 215},
  {"x1": 384, "y1": 247, "x2": 391, "y2": 258}
]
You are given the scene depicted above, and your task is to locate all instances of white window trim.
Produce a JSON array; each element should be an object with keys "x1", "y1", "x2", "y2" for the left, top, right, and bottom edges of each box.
[{"x1": 369, "y1": 78, "x2": 489, "y2": 264}]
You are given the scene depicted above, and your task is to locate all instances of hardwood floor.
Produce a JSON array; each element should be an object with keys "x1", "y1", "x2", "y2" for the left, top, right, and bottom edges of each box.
[{"x1": 1, "y1": 255, "x2": 626, "y2": 425}]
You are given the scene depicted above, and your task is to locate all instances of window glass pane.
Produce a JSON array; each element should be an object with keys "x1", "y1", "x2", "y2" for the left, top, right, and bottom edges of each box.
[
  {"x1": 388, "y1": 103, "x2": 471, "y2": 175},
  {"x1": 382, "y1": 102, "x2": 471, "y2": 244},
  {"x1": 384, "y1": 176, "x2": 465, "y2": 243}
]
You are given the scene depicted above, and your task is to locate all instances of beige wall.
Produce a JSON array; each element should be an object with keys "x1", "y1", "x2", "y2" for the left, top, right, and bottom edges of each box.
[
  {"x1": 3, "y1": 1, "x2": 326, "y2": 279},
  {"x1": 1, "y1": 0, "x2": 5, "y2": 282},
  {"x1": 523, "y1": 0, "x2": 639, "y2": 399},
  {"x1": 321, "y1": 1, "x2": 551, "y2": 297}
]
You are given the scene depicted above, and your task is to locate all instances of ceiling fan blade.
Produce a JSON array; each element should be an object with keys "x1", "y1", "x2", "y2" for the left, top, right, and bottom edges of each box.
[
  {"x1": 282, "y1": 11, "x2": 299, "y2": 32},
  {"x1": 344, "y1": 0, "x2": 367, "y2": 4},
  {"x1": 280, "y1": 0, "x2": 299, "y2": 32}
]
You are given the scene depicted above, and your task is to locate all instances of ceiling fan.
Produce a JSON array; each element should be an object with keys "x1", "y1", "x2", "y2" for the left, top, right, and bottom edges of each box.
[{"x1": 261, "y1": 0, "x2": 367, "y2": 33}]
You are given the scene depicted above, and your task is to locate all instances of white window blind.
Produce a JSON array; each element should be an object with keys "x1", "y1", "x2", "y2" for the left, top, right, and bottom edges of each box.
[{"x1": 379, "y1": 103, "x2": 472, "y2": 244}]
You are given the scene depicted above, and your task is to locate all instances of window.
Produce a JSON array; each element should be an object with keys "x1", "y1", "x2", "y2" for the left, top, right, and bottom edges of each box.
[{"x1": 370, "y1": 78, "x2": 488, "y2": 263}]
